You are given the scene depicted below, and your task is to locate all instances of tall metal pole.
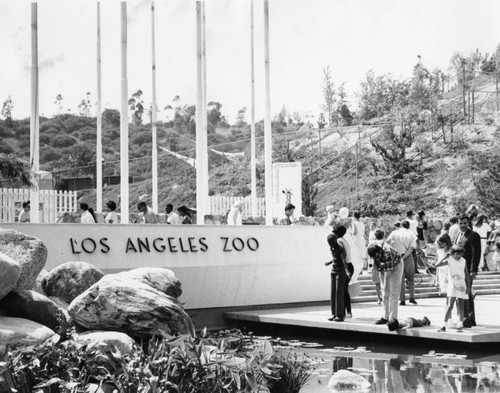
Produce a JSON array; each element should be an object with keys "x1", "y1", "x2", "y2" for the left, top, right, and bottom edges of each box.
[
  {"x1": 263, "y1": 0, "x2": 273, "y2": 225},
  {"x1": 151, "y1": 1, "x2": 158, "y2": 213},
  {"x1": 195, "y1": 1, "x2": 208, "y2": 224},
  {"x1": 120, "y1": 2, "x2": 129, "y2": 223},
  {"x1": 250, "y1": 0, "x2": 257, "y2": 217},
  {"x1": 30, "y1": 2, "x2": 40, "y2": 223},
  {"x1": 96, "y1": 2, "x2": 103, "y2": 214},
  {"x1": 201, "y1": 0, "x2": 209, "y2": 220},
  {"x1": 355, "y1": 126, "x2": 360, "y2": 199}
]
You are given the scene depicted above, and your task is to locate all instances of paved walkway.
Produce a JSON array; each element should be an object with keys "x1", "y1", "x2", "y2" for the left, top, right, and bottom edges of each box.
[{"x1": 225, "y1": 295, "x2": 500, "y2": 344}]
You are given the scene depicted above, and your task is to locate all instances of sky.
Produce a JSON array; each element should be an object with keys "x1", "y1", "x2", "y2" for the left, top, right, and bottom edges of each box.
[{"x1": 0, "y1": 0, "x2": 499, "y2": 124}]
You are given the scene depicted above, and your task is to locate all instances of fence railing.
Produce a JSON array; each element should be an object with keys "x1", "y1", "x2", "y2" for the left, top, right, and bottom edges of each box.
[
  {"x1": 208, "y1": 195, "x2": 265, "y2": 218},
  {"x1": 0, "y1": 188, "x2": 78, "y2": 223}
]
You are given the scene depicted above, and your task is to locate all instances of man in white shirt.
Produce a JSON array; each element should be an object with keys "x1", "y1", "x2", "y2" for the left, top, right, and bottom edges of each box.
[
  {"x1": 165, "y1": 203, "x2": 181, "y2": 225},
  {"x1": 387, "y1": 220, "x2": 417, "y2": 305}
]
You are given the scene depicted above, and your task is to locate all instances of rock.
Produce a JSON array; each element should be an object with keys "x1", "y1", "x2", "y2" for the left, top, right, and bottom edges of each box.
[
  {"x1": 0, "y1": 252, "x2": 21, "y2": 300},
  {"x1": 75, "y1": 331, "x2": 137, "y2": 356},
  {"x1": 41, "y1": 261, "x2": 105, "y2": 303},
  {"x1": 328, "y1": 369, "x2": 371, "y2": 391},
  {"x1": 0, "y1": 229, "x2": 47, "y2": 291},
  {"x1": 0, "y1": 316, "x2": 55, "y2": 350},
  {"x1": 32, "y1": 269, "x2": 49, "y2": 294},
  {"x1": 114, "y1": 267, "x2": 182, "y2": 298},
  {"x1": 68, "y1": 276, "x2": 189, "y2": 338},
  {"x1": 0, "y1": 290, "x2": 68, "y2": 332}
]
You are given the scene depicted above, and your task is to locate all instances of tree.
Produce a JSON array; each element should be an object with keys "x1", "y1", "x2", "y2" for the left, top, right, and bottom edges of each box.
[
  {"x1": 317, "y1": 113, "x2": 326, "y2": 129},
  {"x1": 370, "y1": 123, "x2": 417, "y2": 179},
  {"x1": 274, "y1": 105, "x2": 289, "y2": 126},
  {"x1": 207, "y1": 101, "x2": 227, "y2": 132},
  {"x1": 236, "y1": 107, "x2": 247, "y2": 127},
  {"x1": 66, "y1": 144, "x2": 96, "y2": 178},
  {"x1": 174, "y1": 105, "x2": 196, "y2": 137},
  {"x1": 1, "y1": 96, "x2": 13, "y2": 127},
  {"x1": 302, "y1": 171, "x2": 318, "y2": 216},
  {"x1": 54, "y1": 94, "x2": 64, "y2": 115},
  {"x1": 321, "y1": 66, "x2": 336, "y2": 126},
  {"x1": 0, "y1": 154, "x2": 31, "y2": 187},
  {"x1": 471, "y1": 149, "x2": 500, "y2": 216},
  {"x1": 128, "y1": 90, "x2": 144, "y2": 126},
  {"x1": 102, "y1": 108, "x2": 120, "y2": 127},
  {"x1": 77, "y1": 92, "x2": 92, "y2": 117}
]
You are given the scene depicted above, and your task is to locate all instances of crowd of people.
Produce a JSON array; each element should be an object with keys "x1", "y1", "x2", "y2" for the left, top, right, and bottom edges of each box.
[{"x1": 326, "y1": 204, "x2": 500, "y2": 332}]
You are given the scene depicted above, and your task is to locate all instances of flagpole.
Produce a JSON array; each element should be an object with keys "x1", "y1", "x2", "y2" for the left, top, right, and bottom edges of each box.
[
  {"x1": 195, "y1": 1, "x2": 208, "y2": 225},
  {"x1": 30, "y1": 2, "x2": 40, "y2": 223},
  {"x1": 250, "y1": 0, "x2": 257, "y2": 218},
  {"x1": 96, "y1": 2, "x2": 103, "y2": 214},
  {"x1": 151, "y1": 1, "x2": 158, "y2": 213},
  {"x1": 263, "y1": 0, "x2": 273, "y2": 225},
  {"x1": 120, "y1": 2, "x2": 129, "y2": 223},
  {"x1": 201, "y1": 0, "x2": 208, "y2": 221}
]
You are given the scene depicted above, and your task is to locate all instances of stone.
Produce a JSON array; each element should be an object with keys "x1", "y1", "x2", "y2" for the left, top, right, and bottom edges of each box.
[
  {"x1": 328, "y1": 369, "x2": 371, "y2": 390},
  {"x1": 0, "y1": 316, "x2": 55, "y2": 350},
  {"x1": 114, "y1": 267, "x2": 182, "y2": 298},
  {"x1": 41, "y1": 261, "x2": 105, "y2": 303},
  {"x1": 32, "y1": 269, "x2": 49, "y2": 294},
  {"x1": 68, "y1": 276, "x2": 190, "y2": 338},
  {"x1": 0, "y1": 229, "x2": 47, "y2": 291},
  {"x1": 0, "y1": 252, "x2": 21, "y2": 300},
  {"x1": 75, "y1": 331, "x2": 137, "y2": 356},
  {"x1": 0, "y1": 290, "x2": 68, "y2": 332}
]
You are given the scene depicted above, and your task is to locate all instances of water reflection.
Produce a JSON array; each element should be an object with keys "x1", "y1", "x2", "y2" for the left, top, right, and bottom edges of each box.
[{"x1": 297, "y1": 348, "x2": 500, "y2": 392}]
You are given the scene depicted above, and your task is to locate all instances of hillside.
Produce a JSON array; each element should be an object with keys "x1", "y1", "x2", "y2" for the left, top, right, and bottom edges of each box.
[{"x1": 1, "y1": 74, "x2": 499, "y2": 218}]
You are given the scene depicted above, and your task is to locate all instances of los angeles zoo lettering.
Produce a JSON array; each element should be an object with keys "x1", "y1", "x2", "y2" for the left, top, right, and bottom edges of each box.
[{"x1": 69, "y1": 236, "x2": 260, "y2": 254}]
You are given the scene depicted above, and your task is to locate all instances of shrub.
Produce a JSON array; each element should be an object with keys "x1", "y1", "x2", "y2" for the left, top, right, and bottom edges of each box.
[{"x1": 51, "y1": 135, "x2": 75, "y2": 148}]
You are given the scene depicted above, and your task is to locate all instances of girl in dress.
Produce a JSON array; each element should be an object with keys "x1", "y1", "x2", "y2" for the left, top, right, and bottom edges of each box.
[
  {"x1": 434, "y1": 245, "x2": 470, "y2": 332},
  {"x1": 435, "y1": 233, "x2": 453, "y2": 295}
]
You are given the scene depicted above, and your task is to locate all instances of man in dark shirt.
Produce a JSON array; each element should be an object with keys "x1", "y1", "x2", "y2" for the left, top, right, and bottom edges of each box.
[{"x1": 456, "y1": 214, "x2": 481, "y2": 327}]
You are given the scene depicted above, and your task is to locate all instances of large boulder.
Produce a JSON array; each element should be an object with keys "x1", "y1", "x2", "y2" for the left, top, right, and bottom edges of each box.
[
  {"x1": 0, "y1": 252, "x2": 21, "y2": 300},
  {"x1": 68, "y1": 276, "x2": 189, "y2": 338},
  {"x1": 115, "y1": 267, "x2": 182, "y2": 298},
  {"x1": 41, "y1": 261, "x2": 105, "y2": 303},
  {"x1": 0, "y1": 290, "x2": 69, "y2": 332},
  {"x1": 0, "y1": 316, "x2": 55, "y2": 351},
  {"x1": 32, "y1": 269, "x2": 49, "y2": 294},
  {"x1": 75, "y1": 331, "x2": 137, "y2": 356},
  {"x1": 328, "y1": 369, "x2": 371, "y2": 391},
  {"x1": 0, "y1": 229, "x2": 47, "y2": 291}
]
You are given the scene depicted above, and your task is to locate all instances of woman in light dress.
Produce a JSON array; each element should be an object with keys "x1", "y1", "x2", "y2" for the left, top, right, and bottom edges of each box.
[{"x1": 473, "y1": 214, "x2": 492, "y2": 271}]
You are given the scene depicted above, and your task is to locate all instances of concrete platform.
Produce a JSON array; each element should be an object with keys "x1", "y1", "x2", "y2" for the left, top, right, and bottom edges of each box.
[{"x1": 224, "y1": 294, "x2": 500, "y2": 344}]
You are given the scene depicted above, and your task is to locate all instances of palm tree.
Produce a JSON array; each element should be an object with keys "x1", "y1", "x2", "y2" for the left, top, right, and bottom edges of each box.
[{"x1": 0, "y1": 154, "x2": 32, "y2": 187}]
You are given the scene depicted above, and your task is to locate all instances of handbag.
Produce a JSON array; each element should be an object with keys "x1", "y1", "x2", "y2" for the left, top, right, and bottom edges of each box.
[{"x1": 348, "y1": 280, "x2": 363, "y2": 298}]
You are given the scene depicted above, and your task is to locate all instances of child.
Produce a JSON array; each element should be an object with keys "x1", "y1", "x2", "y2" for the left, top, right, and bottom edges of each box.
[
  {"x1": 387, "y1": 316, "x2": 431, "y2": 331},
  {"x1": 493, "y1": 242, "x2": 500, "y2": 273},
  {"x1": 434, "y1": 245, "x2": 470, "y2": 332},
  {"x1": 435, "y1": 234, "x2": 453, "y2": 295}
]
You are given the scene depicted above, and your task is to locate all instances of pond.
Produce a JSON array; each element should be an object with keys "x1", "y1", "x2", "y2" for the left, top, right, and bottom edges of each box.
[{"x1": 266, "y1": 335, "x2": 500, "y2": 392}]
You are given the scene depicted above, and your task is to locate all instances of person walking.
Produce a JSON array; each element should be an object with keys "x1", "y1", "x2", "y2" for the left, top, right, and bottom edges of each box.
[
  {"x1": 387, "y1": 220, "x2": 417, "y2": 306},
  {"x1": 367, "y1": 240, "x2": 403, "y2": 325},
  {"x1": 80, "y1": 202, "x2": 96, "y2": 224},
  {"x1": 434, "y1": 245, "x2": 470, "y2": 332},
  {"x1": 227, "y1": 200, "x2": 243, "y2": 225},
  {"x1": 455, "y1": 214, "x2": 481, "y2": 327},
  {"x1": 165, "y1": 203, "x2": 182, "y2": 225},
  {"x1": 435, "y1": 233, "x2": 453, "y2": 294},
  {"x1": 18, "y1": 200, "x2": 30, "y2": 223},
  {"x1": 325, "y1": 225, "x2": 350, "y2": 322},
  {"x1": 104, "y1": 200, "x2": 119, "y2": 224},
  {"x1": 137, "y1": 201, "x2": 159, "y2": 224}
]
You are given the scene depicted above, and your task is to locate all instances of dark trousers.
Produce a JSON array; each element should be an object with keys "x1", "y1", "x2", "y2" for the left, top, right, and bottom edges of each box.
[
  {"x1": 344, "y1": 263, "x2": 354, "y2": 314},
  {"x1": 331, "y1": 268, "x2": 347, "y2": 318},
  {"x1": 464, "y1": 274, "x2": 476, "y2": 324}
]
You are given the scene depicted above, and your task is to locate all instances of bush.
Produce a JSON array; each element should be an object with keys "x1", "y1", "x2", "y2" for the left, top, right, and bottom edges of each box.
[{"x1": 51, "y1": 135, "x2": 75, "y2": 148}]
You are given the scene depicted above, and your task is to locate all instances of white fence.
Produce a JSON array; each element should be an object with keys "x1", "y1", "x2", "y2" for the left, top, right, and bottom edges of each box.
[
  {"x1": 208, "y1": 195, "x2": 265, "y2": 218},
  {"x1": 0, "y1": 188, "x2": 78, "y2": 223}
]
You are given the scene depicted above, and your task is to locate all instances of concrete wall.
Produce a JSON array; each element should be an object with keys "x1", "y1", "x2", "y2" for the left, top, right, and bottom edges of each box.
[{"x1": 2, "y1": 223, "x2": 333, "y2": 311}]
